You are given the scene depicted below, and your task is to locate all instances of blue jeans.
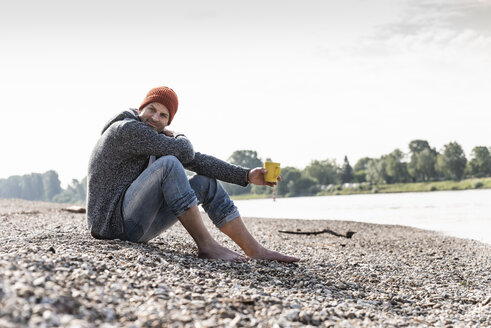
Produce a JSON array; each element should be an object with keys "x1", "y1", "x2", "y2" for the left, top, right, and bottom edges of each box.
[{"x1": 122, "y1": 155, "x2": 240, "y2": 242}]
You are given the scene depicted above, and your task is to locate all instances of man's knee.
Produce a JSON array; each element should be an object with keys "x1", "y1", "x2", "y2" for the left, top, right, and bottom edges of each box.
[
  {"x1": 189, "y1": 174, "x2": 216, "y2": 191},
  {"x1": 150, "y1": 156, "x2": 189, "y2": 184},
  {"x1": 189, "y1": 174, "x2": 225, "y2": 201},
  {"x1": 155, "y1": 155, "x2": 184, "y2": 172}
]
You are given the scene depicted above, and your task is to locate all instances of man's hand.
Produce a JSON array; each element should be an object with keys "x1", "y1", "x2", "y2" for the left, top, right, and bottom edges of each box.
[
  {"x1": 248, "y1": 167, "x2": 282, "y2": 187},
  {"x1": 163, "y1": 128, "x2": 175, "y2": 137}
]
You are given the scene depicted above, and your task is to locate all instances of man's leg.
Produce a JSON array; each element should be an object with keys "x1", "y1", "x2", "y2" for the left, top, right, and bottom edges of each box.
[
  {"x1": 219, "y1": 217, "x2": 300, "y2": 262},
  {"x1": 123, "y1": 155, "x2": 196, "y2": 242},
  {"x1": 189, "y1": 175, "x2": 300, "y2": 262},
  {"x1": 122, "y1": 156, "x2": 245, "y2": 260},
  {"x1": 178, "y1": 205, "x2": 247, "y2": 261}
]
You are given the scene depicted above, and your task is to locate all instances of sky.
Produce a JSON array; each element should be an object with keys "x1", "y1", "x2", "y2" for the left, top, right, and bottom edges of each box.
[{"x1": 1, "y1": 0, "x2": 490, "y2": 186}]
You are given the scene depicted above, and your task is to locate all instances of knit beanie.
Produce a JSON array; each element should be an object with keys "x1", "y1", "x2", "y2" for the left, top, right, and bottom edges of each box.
[{"x1": 139, "y1": 86, "x2": 179, "y2": 125}]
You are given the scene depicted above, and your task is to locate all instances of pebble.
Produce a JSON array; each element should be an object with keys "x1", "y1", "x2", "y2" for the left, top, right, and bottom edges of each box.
[{"x1": 0, "y1": 198, "x2": 490, "y2": 327}]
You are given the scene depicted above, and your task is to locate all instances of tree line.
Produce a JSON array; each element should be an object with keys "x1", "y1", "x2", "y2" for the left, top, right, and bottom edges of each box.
[
  {"x1": 0, "y1": 171, "x2": 86, "y2": 204},
  {"x1": 223, "y1": 140, "x2": 491, "y2": 197},
  {"x1": 1, "y1": 139, "x2": 490, "y2": 203}
]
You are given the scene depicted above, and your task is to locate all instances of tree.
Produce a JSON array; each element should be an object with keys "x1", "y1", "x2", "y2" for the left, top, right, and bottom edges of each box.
[
  {"x1": 468, "y1": 146, "x2": 491, "y2": 177},
  {"x1": 340, "y1": 156, "x2": 354, "y2": 183},
  {"x1": 251, "y1": 184, "x2": 270, "y2": 195},
  {"x1": 52, "y1": 177, "x2": 87, "y2": 204},
  {"x1": 287, "y1": 176, "x2": 319, "y2": 197},
  {"x1": 353, "y1": 157, "x2": 372, "y2": 183},
  {"x1": 383, "y1": 149, "x2": 409, "y2": 183},
  {"x1": 222, "y1": 150, "x2": 264, "y2": 195},
  {"x1": 42, "y1": 170, "x2": 62, "y2": 201},
  {"x1": 409, "y1": 139, "x2": 432, "y2": 154},
  {"x1": 304, "y1": 159, "x2": 340, "y2": 186},
  {"x1": 5, "y1": 176, "x2": 20, "y2": 198},
  {"x1": 365, "y1": 159, "x2": 387, "y2": 184},
  {"x1": 276, "y1": 167, "x2": 301, "y2": 196},
  {"x1": 408, "y1": 140, "x2": 438, "y2": 181},
  {"x1": 0, "y1": 176, "x2": 22, "y2": 198},
  {"x1": 354, "y1": 157, "x2": 371, "y2": 172},
  {"x1": 0, "y1": 171, "x2": 63, "y2": 202},
  {"x1": 227, "y1": 150, "x2": 263, "y2": 169},
  {"x1": 438, "y1": 142, "x2": 467, "y2": 180},
  {"x1": 416, "y1": 149, "x2": 438, "y2": 181},
  {"x1": 18, "y1": 173, "x2": 43, "y2": 200}
]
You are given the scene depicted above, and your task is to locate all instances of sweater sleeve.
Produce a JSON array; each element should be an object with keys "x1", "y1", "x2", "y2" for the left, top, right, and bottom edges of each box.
[
  {"x1": 113, "y1": 119, "x2": 195, "y2": 164},
  {"x1": 184, "y1": 152, "x2": 249, "y2": 187},
  {"x1": 101, "y1": 109, "x2": 136, "y2": 134}
]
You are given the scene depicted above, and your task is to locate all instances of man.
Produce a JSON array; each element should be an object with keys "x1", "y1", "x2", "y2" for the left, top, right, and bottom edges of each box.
[{"x1": 87, "y1": 86, "x2": 299, "y2": 262}]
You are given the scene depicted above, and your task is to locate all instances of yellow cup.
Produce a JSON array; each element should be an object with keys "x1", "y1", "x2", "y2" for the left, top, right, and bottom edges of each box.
[{"x1": 264, "y1": 162, "x2": 281, "y2": 183}]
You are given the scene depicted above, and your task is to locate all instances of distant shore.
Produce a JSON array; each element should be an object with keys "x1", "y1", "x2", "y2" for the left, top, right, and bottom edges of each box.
[
  {"x1": 0, "y1": 199, "x2": 490, "y2": 327},
  {"x1": 231, "y1": 177, "x2": 491, "y2": 200}
]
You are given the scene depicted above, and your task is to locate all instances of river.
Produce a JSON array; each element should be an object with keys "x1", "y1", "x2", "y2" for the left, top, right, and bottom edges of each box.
[{"x1": 233, "y1": 189, "x2": 491, "y2": 245}]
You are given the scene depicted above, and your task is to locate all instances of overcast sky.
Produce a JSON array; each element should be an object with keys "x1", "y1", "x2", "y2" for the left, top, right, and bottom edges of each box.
[{"x1": 1, "y1": 0, "x2": 490, "y2": 186}]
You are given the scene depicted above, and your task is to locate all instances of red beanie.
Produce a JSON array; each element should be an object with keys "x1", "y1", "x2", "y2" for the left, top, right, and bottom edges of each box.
[{"x1": 139, "y1": 86, "x2": 179, "y2": 125}]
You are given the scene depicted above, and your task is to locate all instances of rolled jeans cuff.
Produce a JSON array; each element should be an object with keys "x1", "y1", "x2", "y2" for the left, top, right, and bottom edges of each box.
[
  {"x1": 214, "y1": 208, "x2": 240, "y2": 229},
  {"x1": 172, "y1": 191, "x2": 199, "y2": 218}
]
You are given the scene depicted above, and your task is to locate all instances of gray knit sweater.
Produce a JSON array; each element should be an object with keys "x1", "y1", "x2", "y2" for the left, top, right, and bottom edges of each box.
[{"x1": 87, "y1": 109, "x2": 249, "y2": 239}]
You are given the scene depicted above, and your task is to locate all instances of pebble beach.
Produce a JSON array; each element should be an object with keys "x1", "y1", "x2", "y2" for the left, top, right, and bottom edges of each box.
[{"x1": 0, "y1": 198, "x2": 490, "y2": 327}]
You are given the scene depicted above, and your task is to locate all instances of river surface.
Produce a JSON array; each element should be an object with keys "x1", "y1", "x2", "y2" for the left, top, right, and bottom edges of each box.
[{"x1": 233, "y1": 189, "x2": 491, "y2": 245}]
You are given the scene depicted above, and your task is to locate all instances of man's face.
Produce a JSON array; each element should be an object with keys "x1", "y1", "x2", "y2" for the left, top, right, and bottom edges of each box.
[{"x1": 138, "y1": 102, "x2": 170, "y2": 133}]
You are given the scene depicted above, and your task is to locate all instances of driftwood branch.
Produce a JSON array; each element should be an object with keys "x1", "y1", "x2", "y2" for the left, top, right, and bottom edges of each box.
[
  {"x1": 62, "y1": 206, "x2": 86, "y2": 214},
  {"x1": 278, "y1": 228, "x2": 356, "y2": 239}
]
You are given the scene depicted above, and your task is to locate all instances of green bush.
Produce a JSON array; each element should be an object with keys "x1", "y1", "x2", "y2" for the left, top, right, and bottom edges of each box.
[
  {"x1": 473, "y1": 181, "x2": 484, "y2": 189},
  {"x1": 429, "y1": 185, "x2": 437, "y2": 191}
]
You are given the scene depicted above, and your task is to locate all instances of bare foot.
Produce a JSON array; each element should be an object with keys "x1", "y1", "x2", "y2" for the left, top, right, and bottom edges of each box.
[
  {"x1": 248, "y1": 247, "x2": 300, "y2": 263},
  {"x1": 198, "y1": 242, "x2": 249, "y2": 262}
]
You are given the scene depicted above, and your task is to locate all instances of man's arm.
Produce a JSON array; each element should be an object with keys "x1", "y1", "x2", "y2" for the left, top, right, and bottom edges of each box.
[
  {"x1": 183, "y1": 152, "x2": 249, "y2": 187},
  {"x1": 116, "y1": 120, "x2": 195, "y2": 164},
  {"x1": 162, "y1": 128, "x2": 278, "y2": 187},
  {"x1": 184, "y1": 153, "x2": 280, "y2": 188}
]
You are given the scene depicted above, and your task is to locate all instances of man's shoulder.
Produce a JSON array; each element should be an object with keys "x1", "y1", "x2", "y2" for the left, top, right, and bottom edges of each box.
[
  {"x1": 103, "y1": 114, "x2": 157, "y2": 144},
  {"x1": 101, "y1": 109, "x2": 140, "y2": 135}
]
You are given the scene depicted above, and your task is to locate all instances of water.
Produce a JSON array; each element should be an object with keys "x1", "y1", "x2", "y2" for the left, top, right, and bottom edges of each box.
[{"x1": 234, "y1": 189, "x2": 491, "y2": 245}]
